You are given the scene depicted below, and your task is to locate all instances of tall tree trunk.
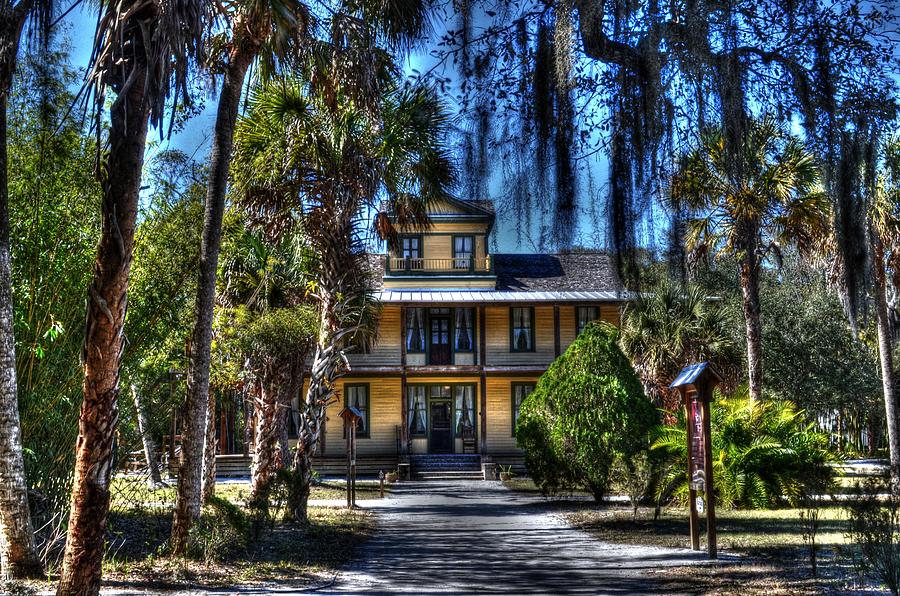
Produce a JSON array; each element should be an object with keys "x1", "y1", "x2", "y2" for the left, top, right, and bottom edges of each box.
[
  {"x1": 0, "y1": 66, "x2": 42, "y2": 585},
  {"x1": 872, "y1": 232, "x2": 899, "y2": 480},
  {"x1": 739, "y1": 248, "x2": 764, "y2": 402},
  {"x1": 130, "y1": 385, "x2": 164, "y2": 488},
  {"x1": 200, "y1": 387, "x2": 216, "y2": 502},
  {"x1": 171, "y1": 55, "x2": 251, "y2": 554},
  {"x1": 57, "y1": 68, "x2": 149, "y2": 596},
  {"x1": 0, "y1": 2, "x2": 43, "y2": 580}
]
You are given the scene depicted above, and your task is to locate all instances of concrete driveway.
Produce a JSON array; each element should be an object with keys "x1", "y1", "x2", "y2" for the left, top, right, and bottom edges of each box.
[{"x1": 322, "y1": 480, "x2": 703, "y2": 595}]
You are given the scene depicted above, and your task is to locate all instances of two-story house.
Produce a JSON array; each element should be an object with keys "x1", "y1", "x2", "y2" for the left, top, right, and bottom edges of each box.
[{"x1": 305, "y1": 197, "x2": 630, "y2": 476}]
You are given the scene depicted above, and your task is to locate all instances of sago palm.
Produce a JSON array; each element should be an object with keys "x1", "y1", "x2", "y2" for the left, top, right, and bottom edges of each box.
[
  {"x1": 619, "y1": 283, "x2": 739, "y2": 415},
  {"x1": 231, "y1": 76, "x2": 455, "y2": 521},
  {"x1": 670, "y1": 117, "x2": 830, "y2": 403}
]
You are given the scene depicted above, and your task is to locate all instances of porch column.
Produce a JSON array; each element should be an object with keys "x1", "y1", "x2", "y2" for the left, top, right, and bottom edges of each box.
[
  {"x1": 479, "y1": 305, "x2": 487, "y2": 455},
  {"x1": 400, "y1": 306, "x2": 408, "y2": 455}
]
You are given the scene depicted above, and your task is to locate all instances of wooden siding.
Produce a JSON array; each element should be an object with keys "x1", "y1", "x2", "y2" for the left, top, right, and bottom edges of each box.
[
  {"x1": 484, "y1": 376, "x2": 537, "y2": 455},
  {"x1": 484, "y1": 306, "x2": 555, "y2": 367},
  {"x1": 600, "y1": 304, "x2": 621, "y2": 325},
  {"x1": 558, "y1": 306, "x2": 576, "y2": 352},
  {"x1": 422, "y1": 234, "x2": 451, "y2": 261},
  {"x1": 322, "y1": 377, "x2": 402, "y2": 457},
  {"x1": 346, "y1": 306, "x2": 401, "y2": 367}
]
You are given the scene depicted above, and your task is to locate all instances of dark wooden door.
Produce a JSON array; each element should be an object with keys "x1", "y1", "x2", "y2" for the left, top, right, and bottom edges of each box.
[
  {"x1": 429, "y1": 316, "x2": 451, "y2": 364},
  {"x1": 430, "y1": 401, "x2": 453, "y2": 453}
]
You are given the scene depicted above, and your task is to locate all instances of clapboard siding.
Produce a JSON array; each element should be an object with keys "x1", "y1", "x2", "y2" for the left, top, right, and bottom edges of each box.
[
  {"x1": 423, "y1": 234, "x2": 452, "y2": 260},
  {"x1": 484, "y1": 376, "x2": 537, "y2": 455},
  {"x1": 346, "y1": 306, "x2": 401, "y2": 367},
  {"x1": 322, "y1": 377, "x2": 402, "y2": 457},
  {"x1": 558, "y1": 306, "x2": 577, "y2": 353},
  {"x1": 600, "y1": 304, "x2": 621, "y2": 325},
  {"x1": 485, "y1": 306, "x2": 555, "y2": 366}
]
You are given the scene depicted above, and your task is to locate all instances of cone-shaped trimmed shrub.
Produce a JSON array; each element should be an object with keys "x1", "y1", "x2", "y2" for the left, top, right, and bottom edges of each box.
[{"x1": 516, "y1": 322, "x2": 658, "y2": 500}]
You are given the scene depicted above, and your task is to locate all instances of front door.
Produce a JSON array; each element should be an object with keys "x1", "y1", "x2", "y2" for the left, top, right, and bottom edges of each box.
[
  {"x1": 429, "y1": 315, "x2": 451, "y2": 365},
  {"x1": 429, "y1": 399, "x2": 453, "y2": 453}
]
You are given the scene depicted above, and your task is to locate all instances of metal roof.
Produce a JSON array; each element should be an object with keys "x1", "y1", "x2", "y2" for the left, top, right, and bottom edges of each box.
[
  {"x1": 377, "y1": 289, "x2": 631, "y2": 303},
  {"x1": 669, "y1": 362, "x2": 722, "y2": 388}
]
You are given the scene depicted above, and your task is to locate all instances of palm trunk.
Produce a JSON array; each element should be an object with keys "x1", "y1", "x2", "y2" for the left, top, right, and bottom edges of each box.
[
  {"x1": 740, "y1": 248, "x2": 764, "y2": 402},
  {"x1": 200, "y1": 387, "x2": 216, "y2": 502},
  {"x1": 250, "y1": 375, "x2": 278, "y2": 506},
  {"x1": 171, "y1": 55, "x2": 251, "y2": 554},
  {"x1": 872, "y1": 232, "x2": 899, "y2": 480},
  {"x1": 0, "y1": 3, "x2": 43, "y2": 580},
  {"x1": 130, "y1": 385, "x2": 164, "y2": 488},
  {"x1": 57, "y1": 68, "x2": 149, "y2": 596}
]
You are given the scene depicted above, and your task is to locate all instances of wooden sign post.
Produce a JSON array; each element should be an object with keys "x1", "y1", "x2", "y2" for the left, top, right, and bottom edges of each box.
[
  {"x1": 339, "y1": 406, "x2": 363, "y2": 509},
  {"x1": 670, "y1": 362, "x2": 721, "y2": 560}
]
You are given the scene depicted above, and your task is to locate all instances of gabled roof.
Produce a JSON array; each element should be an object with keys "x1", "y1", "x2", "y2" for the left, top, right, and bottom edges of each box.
[
  {"x1": 494, "y1": 253, "x2": 624, "y2": 293},
  {"x1": 670, "y1": 362, "x2": 723, "y2": 388}
]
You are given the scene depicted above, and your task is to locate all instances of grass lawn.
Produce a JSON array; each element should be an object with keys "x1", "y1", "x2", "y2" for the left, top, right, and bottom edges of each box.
[
  {"x1": 503, "y1": 478, "x2": 871, "y2": 595},
  {"x1": 10, "y1": 477, "x2": 380, "y2": 593}
]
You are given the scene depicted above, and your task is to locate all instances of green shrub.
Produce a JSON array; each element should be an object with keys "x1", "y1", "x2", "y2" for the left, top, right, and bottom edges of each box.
[
  {"x1": 186, "y1": 496, "x2": 249, "y2": 563},
  {"x1": 652, "y1": 388, "x2": 838, "y2": 509},
  {"x1": 516, "y1": 322, "x2": 658, "y2": 500},
  {"x1": 846, "y1": 477, "x2": 900, "y2": 595}
]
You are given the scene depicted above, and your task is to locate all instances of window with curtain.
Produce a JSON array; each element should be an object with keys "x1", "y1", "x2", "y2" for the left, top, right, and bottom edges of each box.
[
  {"x1": 406, "y1": 308, "x2": 425, "y2": 352},
  {"x1": 511, "y1": 383, "x2": 535, "y2": 434},
  {"x1": 407, "y1": 386, "x2": 427, "y2": 436},
  {"x1": 577, "y1": 306, "x2": 600, "y2": 334},
  {"x1": 510, "y1": 307, "x2": 534, "y2": 352},
  {"x1": 454, "y1": 308, "x2": 474, "y2": 352},
  {"x1": 454, "y1": 385, "x2": 476, "y2": 435},
  {"x1": 454, "y1": 236, "x2": 473, "y2": 269},
  {"x1": 400, "y1": 236, "x2": 420, "y2": 259},
  {"x1": 345, "y1": 384, "x2": 369, "y2": 437}
]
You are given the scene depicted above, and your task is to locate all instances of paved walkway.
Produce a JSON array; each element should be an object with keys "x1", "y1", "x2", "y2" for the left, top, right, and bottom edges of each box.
[{"x1": 319, "y1": 480, "x2": 703, "y2": 595}]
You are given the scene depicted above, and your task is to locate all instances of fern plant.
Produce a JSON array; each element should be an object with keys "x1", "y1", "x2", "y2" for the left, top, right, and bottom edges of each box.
[{"x1": 652, "y1": 386, "x2": 839, "y2": 509}]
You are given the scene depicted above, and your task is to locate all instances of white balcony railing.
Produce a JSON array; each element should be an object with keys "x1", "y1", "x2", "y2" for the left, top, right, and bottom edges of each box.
[{"x1": 387, "y1": 255, "x2": 492, "y2": 274}]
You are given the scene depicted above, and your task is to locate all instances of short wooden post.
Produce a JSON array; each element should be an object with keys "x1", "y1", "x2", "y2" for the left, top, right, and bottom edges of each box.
[
  {"x1": 684, "y1": 397, "x2": 700, "y2": 551},
  {"x1": 339, "y1": 405, "x2": 363, "y2": 509},
  {"x1": 702, "y1": 396, "x2": 717, "y2": 559},
  {"x1": 379, "y1": 470, "x2": 385, "y2": 498}
]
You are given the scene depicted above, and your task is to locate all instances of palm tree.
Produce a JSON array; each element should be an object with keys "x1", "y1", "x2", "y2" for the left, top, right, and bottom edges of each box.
[
  {"x1": 217, "y1": 224, "x2": 317, "y2": 506},
  {"x1": 0, "y1": 0, "x2": 54, "y2": 579},
  {"x1": 171, "y1": 0, "x2": 312, "y2": 553},
  {"x1": 57, "y1": 0, "x2": 207, "y2": 591},
  {"x1": 174, "y1": 0, "x2": 436, "y2": 546},
  {"x1": 619, "y1": 283, "x2": 739, "y2": 415},
  {"x1": 670, "y1": 117, "x2": 830, "y2": 403},
  {"x1": 870, "y1": 135, "x2": 900, "y2": 478},
  {"x1": 232, "y1": 75, "x2": 455, "y2": 521}
]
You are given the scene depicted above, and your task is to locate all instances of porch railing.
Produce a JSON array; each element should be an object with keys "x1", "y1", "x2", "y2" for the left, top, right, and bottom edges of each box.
[{"x1": 386, "y1": 255, "x2": 492, "y2": 274}]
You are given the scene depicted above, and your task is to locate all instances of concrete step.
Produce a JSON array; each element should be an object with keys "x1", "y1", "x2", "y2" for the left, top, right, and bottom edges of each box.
[{"x1": 415, "y1": 471, "x2": 486, "y2": 481}]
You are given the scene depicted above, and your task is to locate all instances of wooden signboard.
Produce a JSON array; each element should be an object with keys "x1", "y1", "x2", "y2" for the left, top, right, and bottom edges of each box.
[{"x1": 670, "y1": 363, "x2": 721, "y2": 560}]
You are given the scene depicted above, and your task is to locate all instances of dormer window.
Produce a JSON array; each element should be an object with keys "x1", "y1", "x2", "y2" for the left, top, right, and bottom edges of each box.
[{"x1": 453, "y1": 236, "x2": 473, "y2": 269}]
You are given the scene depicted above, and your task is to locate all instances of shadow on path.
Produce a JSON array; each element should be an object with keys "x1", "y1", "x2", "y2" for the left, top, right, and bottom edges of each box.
[{"x1": 316, "y1": 480, "x2": 704, "y2": 595}]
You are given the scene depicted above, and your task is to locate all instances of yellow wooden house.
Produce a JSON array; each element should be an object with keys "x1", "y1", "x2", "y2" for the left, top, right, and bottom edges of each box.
[{"x1": 306, "y1": 197, "x2": 630, "y2": 477}]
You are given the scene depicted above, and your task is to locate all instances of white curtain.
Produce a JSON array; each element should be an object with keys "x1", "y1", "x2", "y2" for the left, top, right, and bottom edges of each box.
[
  {"x1": 407, "y1": 308, "x2": 424, "y2": 351},
  {"x1": 454, "y1": 385, "x2": 475, "y2": 435}
]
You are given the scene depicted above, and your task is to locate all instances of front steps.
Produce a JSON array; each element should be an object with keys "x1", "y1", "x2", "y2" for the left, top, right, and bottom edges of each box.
[{"x1": 410, "y1": 454, "x2": 484, "y2": 480}]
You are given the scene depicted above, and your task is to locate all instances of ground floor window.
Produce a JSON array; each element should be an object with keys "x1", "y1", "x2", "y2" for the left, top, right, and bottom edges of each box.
[
  {"x1": 407, "y1": 385, "x2": 427, "y2": 436},
  {"x1": 454, "y1": 385, "x2": 476, "y2": 436},
  {"x1": 345, "y1": 384, "x2": 369, "y2": 438},
  {"x1": 511, "y1": 383, "x2": 535, "y2": 435}
]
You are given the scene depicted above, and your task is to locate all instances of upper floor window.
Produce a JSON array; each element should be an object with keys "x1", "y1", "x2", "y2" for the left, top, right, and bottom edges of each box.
[
  {"x1": 577, "y1": 306, "x2": 600, "y2": 334},
  {"x1": 400, "y1": 236, "x2": 421, "y2": 259},
  {"x1": 345, "y1": 384, "x2": 370, "y2": 438},
  {"x1": 453, "y1": 236, "x2": 473, "y2": 269},
  {"x1": 454, "y1": 308, "x2": 474, "y2": 352},
  {"x1": 407, "y1": 385, "x2": 427, "y2": 436},
  {"x1": 510, "y1": 307, "x2": 534, "y2": 352},
  {"x1": 406, "y1": 308, "x2": 425, "y2": 352},
  {"x1": 512, "y1": 383, "x2": 535, "y2": 434}
]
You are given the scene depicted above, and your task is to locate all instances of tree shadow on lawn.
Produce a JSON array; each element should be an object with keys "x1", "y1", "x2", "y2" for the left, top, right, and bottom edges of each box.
[{"x1": 99, "y1": 506, "x2": 374, "y2": 591}]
